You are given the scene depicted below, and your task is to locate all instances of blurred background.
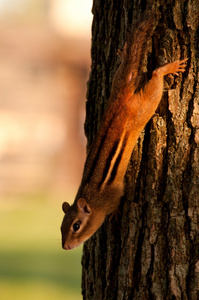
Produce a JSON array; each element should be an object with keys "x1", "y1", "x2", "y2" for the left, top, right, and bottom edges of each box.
[{"x1": 0, "y1": 0, "x2": 92, "y2": 299}]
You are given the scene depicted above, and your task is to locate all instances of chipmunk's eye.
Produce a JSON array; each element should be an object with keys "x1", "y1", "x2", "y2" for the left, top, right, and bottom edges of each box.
[{"x1": 73, "y1": 222, "x2": 80, "y2": 232}]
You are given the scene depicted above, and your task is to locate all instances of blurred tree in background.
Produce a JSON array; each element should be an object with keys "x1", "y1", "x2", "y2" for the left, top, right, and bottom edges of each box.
[
  {"x1": 0, "y1": 0, "x2": 92, "y2": 196},
  {"x1": 0, "y1": 2, "x2": 92, "y2": 300}
]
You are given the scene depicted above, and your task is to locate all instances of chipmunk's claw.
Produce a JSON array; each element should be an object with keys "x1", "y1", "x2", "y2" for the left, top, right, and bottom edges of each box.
[{"x1": 109, "y1": 208, "x2": 121, "y2": 223}]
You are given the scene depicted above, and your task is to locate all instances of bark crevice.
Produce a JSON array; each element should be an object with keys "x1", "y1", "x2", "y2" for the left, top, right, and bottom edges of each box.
[{"x1": 82, "y1": 2, "x2": 199, "y2": 299}]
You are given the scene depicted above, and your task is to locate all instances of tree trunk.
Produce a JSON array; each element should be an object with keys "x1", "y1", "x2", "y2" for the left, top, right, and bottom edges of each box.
[{"x1": 82, "y1": 1, "x2": 199, "y2": 299}]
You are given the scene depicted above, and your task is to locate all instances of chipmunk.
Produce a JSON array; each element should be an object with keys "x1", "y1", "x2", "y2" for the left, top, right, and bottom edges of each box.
[{"x1": 61, "y1": 16, "x2": 188, "y2": 250}]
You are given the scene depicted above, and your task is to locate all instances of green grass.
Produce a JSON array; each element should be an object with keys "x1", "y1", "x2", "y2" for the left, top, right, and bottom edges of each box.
[{"x1": 0, "y1": 193, "x2": 82, "y2": 300}]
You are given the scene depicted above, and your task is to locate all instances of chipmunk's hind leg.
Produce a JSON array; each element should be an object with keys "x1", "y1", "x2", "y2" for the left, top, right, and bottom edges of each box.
[
  {"x1": 154, "y1": 58, "x2": 188, "y2": 77},
  {"x1": 137, "y1": 58, "x2": 188, "y2": 123}
]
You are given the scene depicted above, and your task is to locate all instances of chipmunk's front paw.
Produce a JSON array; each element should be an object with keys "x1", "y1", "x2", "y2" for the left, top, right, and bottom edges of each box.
[{"x1": 109, "y1": 208, "x2": 121, "y2": 223}]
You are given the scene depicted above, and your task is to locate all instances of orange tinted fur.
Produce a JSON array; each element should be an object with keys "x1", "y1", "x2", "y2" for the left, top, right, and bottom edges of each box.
[{"x1": 61, "y1": 16, "x2": 188, "y2": 250}]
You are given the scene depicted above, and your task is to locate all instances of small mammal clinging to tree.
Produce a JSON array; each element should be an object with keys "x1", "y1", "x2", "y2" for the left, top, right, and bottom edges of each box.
[{"x1": 60, "y1": 15, "x2": 188, "y2": 250}]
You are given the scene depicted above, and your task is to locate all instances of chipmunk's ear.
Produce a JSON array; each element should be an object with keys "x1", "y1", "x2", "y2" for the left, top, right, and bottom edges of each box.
[
  {"x1": 62, "y1": 202, "x2": 70, "y2": 213},
  {"x1": 77, "y1": 198, "x2": 91, "y2": 214}
]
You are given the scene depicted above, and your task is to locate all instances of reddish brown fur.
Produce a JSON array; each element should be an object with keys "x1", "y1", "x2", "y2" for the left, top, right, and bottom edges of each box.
[{"x1": 61, "y1": 16, "x2": 188, "y2": 250}]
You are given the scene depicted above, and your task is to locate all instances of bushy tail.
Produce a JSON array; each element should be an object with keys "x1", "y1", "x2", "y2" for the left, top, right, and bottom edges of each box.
[{"x1": 111, "y1": 14, "x2": 155, "y2": 97}]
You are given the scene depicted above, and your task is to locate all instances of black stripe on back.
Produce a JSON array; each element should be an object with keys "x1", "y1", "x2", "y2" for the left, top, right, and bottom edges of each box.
[
  {"x1": 98, "y1": 139, "x2": 120, "y2": 188},
  {"x1": 85, "y1": 118, "x2": 114, "y2": 184},
  {"x1": 107, "y1": 134, "x2": 128, "y2": 185}
]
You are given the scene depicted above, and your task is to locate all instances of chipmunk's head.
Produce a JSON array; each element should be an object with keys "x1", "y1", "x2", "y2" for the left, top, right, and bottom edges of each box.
[{"x1": 61, "y1": 198, "x2": 105, "y2": 250}]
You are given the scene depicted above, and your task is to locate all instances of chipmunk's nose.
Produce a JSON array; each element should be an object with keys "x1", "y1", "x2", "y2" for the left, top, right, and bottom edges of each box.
[
  {"x1": 62, "y1": 239, "x2": 71, "y2": 250},
  {"x1": 62, "y1": 243, "x2": 71, "y2": 250}
]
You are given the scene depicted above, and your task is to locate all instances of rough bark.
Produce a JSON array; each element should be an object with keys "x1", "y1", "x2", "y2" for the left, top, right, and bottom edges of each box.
[{"x1": 82, "y1": 1, "x2": 199, "y2": 299}]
